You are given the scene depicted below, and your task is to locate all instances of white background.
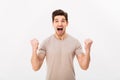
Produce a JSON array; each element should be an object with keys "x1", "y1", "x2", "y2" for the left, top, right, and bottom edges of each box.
[{"x1": 0, "y1": 0, "x2": 120, "y2": 80}]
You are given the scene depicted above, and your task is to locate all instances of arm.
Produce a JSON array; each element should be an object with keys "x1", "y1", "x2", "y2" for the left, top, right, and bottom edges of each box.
[
  {"x1": 31, "y1": 39, "x2": 45, "y2": 71},
  {"x1": 76, "y1": 39, "x2": 93, "y2": 70}
]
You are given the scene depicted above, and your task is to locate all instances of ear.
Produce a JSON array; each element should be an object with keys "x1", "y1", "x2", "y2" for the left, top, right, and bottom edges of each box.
[
  {"x1": 66, "y1": 21, "x2": 68, "y2": 27},
  {"x1": 52, "y1": 21, "x2": 54, "y2": 26}
]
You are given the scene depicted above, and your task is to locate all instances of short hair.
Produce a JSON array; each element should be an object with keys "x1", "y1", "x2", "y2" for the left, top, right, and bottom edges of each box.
[{"x1": 52, "y1": 9, "x2": 68, "y2": 22}]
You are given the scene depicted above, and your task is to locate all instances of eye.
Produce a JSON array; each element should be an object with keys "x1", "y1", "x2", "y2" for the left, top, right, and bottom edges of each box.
[
  {"x1": 61, "y1": 20, "x2": 66, "y2": 23},
  {"x1": 55, "y1": 20, "x2": 58, "y2": 23}
]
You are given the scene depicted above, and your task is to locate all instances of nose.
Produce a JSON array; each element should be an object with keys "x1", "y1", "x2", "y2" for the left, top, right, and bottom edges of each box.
[{"x1": 58, "y1": 22, "x2": 62, "y2": 26}]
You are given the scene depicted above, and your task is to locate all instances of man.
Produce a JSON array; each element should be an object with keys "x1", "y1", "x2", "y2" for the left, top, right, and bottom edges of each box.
[{"x1": 31, "y1": 9, "x2": 93, "y2": 80}]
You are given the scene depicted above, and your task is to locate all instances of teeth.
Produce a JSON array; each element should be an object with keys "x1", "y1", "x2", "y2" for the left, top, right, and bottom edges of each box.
[{"x1": 57, "y1": 28, "x2": 63, "y2": 30}]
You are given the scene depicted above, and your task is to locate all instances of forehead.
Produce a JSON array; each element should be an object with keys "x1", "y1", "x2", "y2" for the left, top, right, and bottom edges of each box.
[{"x1": 54, "y1": 15, "x2": 66, "y2": 20}]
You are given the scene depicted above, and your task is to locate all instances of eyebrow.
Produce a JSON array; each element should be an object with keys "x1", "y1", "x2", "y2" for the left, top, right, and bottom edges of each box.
[{"x1": 54, "y1": 19, "x2": 66, "y2": 21}]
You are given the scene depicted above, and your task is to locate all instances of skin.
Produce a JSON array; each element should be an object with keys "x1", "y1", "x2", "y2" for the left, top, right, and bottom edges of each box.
[
  {"x1": 31, "y1": 15, "x2": 93, "y2": 71},
  {"x1": 31, "y1": 39, "x2": 45, "y2": 71},
  {"x1": 77, "y1": 39, "x2": 93, "y2": 70},
  {"x1": 53, "y1": 15, "x2": 68, "y2": 38}
]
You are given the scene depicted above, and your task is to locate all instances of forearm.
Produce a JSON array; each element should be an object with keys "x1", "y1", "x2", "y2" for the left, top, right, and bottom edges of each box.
[
  {"x1": 79, "y1": 49, "x2": 91, "y2": 70},
  {"x1": 78, "y1": 39, "x2": 92, "y2": 70},
  {"x1": 85, "y1": 48, "x2": 91, "y2": 62},
  {"x1": 31, "y1": 50, "x2": 41, "y2": 71},
  {"x1": 82, "y1": 51, "x2": 90, "y2": 69}
]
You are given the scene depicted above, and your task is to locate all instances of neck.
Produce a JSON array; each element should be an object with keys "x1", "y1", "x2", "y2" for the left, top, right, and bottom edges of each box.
[{"x1": 55, "y1": 33, "x2": 66, "y2": 40}]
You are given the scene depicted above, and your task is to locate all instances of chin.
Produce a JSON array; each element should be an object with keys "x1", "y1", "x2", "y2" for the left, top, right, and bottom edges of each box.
[
  {"x1": 56, "y1": 33, "x2": 63, "y2": 36},
  {"x1": 57, "y1": 34, "x2": 63, "y2": 36}
]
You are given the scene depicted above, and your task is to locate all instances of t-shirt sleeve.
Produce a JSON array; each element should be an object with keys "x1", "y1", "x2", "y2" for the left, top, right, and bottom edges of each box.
[
  {"x1": 75, "y1": 40, "x2": 83, "y2": 55},
  {"x1": 38, "y1": 41, "x2": 46, "y2": 54}
]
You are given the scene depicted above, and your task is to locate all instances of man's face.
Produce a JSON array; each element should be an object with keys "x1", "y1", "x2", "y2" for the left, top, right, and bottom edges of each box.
[{"x1": 52, "y1": 15, "x2": 68, "y2": 36}]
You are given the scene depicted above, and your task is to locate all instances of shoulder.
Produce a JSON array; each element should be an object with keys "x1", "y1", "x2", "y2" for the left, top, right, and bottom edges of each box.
[
  {"x1": 67, "y1": 34, "x2": 82, "y2": 47},
  {"x1": 67, "y1": 34, "x2": 79, "y2": 42},
  {"x1": 41, "y1": 35, "x2": 54, "y2": 45}
]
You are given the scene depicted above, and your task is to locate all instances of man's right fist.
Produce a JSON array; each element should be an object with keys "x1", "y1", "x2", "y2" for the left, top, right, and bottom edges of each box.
[{"x1": 31, "y1": 39, "x2": 39, "y2": 50}]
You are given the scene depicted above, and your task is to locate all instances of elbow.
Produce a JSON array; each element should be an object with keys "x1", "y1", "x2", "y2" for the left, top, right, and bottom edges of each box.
[
  {"x1": 31, "y1": 63, "x2": 40, "y2": 71},
  {"x1": 80, "y1": 59, "x2": 90, "y2": 70},
  {"x1": 33, "y1": 69, "x2": 39, "y2": 71},
  {"x1": 80, "y1": 63, "x2": 89, "y2": 70},
  {"x1": 32, "y1": 66, "x2": 40, "y2": 71},
  {"x1": 31, "y1": 59, "x2": 41, "y2": 71},
  {"x1": 81, "y1": 66, "x2": 89, "y2": 70}
]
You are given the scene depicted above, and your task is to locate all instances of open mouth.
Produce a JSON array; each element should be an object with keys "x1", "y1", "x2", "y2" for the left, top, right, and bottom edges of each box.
[{"x1": 57, "y1": 28, "x2": 63, "y2": 31}]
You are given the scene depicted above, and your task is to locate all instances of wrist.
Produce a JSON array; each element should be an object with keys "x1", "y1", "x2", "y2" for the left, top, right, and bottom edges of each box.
[
  {"x1": 32, "y1": 48, "x2": 37, "y2": 52},
  {"x1": 85, "y1": 48, "x2": 90, "y2": 54},
  {"x1": 32, "y1": 49, "x2": 38, "y2": 55}
]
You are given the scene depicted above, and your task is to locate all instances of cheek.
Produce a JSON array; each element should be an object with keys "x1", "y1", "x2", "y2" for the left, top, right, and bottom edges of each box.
[
  {"x1": 53, "y1": 25, "x2": 56, "y2": 29},
  {"x1": 54, "y1": 26, "x2": 57, "y2": 31},
  {"x1": 53, "y1": 22, "x2": 56, "y2": 26},
  {"x1": 63, "y1": 25, "x2": 67, "y2": 28},
  {"x1": 63, "y1": 23, "x2": 68, "y2": 26},
  {"x1": 53, "y1": 24, "x2": 58, "y2": 27}
]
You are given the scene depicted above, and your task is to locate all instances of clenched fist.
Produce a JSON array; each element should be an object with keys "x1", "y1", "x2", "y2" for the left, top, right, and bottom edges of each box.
[
  {"x1": 84, "y1": 39, "x2": 93, "y2": 50},
  {"x1": 31, "y1": 39, "x2": 39, "y2": 51}
]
